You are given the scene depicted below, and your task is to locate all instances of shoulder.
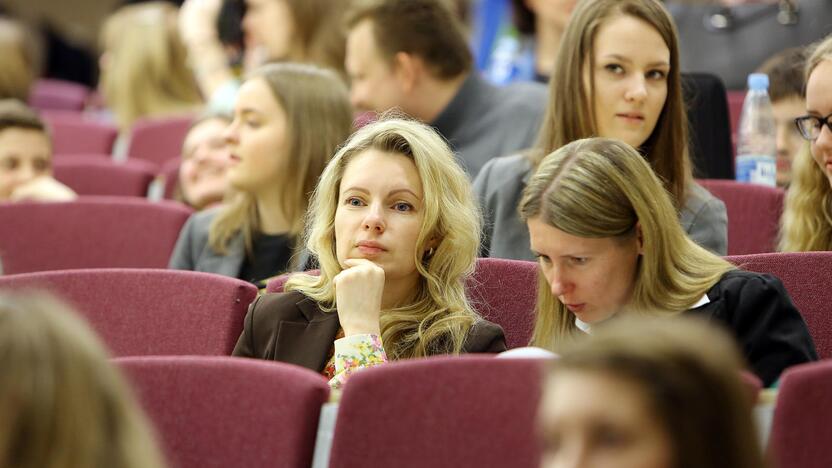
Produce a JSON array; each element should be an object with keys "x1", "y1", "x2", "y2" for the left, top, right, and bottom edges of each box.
[
  {"x1": 463, "y1": 319, "x2": 508, "y2": 353},
  {"x1": 710, "y1": 269, "x2": 785, "y2": 298},
  {"x1": 250, "y1": 290, "x2": 319, "y2": 321},
  {"x1": 474, "y1": 153, "x2": 534, "y2": 194},
  {"x1": 182, "y1": 206, "x2": 222, "y2": 238},
  {"x1": 682, "y1": 182, "x2": 726, "y2": 218}
]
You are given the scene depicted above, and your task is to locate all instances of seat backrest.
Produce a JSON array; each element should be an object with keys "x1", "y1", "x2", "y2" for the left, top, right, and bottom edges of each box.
[
  {"x1": 160, "y1": 157, "x2": 181, "y2": 200},
  {"x1": 53, "y1": 155, "x2": 157, "y2": 197},
  {"x1": 727, "y1": 90, "x2": 745, "y2": 141},
  {"x1": 0, "y1": 268, "x2": 256, "y2": 356},
  {"x1": 0, "y1": 197, "x2": 192, "y2": 274},
  {"x1": 29, "y1": 79, "x2": 91, "y2": 112},
  {"x1": 725, "y1": 252, "x2": 832, "y2": 359},
  {"x1": 266, "y1": 258, "x2": 539, "y2": 349},
  {"x1": 118, "y1": 356, "x2": 329, "y2": 468},
  {"x1": 769, "y1": 360, "x2": 832, "y2": 468},
  {"x1": 127, "y1": 115, "x2": 193, "y2": 166},
  {"x1": 329, "y1": 355, "x2": 543, "y2": 468},
  {"x1": 43, "y1": 112, "x2": 119, "y2": 155},
  {"x1": 682, "y1": 73, "x2": 734, "y2": 179},
  {"x1": 698, "y1": 179, "x2": 784, "y2": 255}
]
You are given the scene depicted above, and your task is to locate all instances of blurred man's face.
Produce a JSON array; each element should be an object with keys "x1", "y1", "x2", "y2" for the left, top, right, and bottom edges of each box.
[
  {"x1": 772, "y1": 96, "x2": 807, "y2": 187},
  {"x1": 345, "y1": 19, "x2": 408, "y2": 114}
]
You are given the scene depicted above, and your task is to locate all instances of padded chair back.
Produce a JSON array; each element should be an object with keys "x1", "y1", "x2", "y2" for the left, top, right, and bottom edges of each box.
[
  {"x1": 161, "y1": 157, "x2": 181, "y2": 200},
  {"x1": 725, "y1": 252, "x2": 832, "y2": 359},
  {"x1": 43, "y1": 112, "x2": 119, "y2": 155},
  {"x1": 727, "y1": 90, "x2": 745, "y2": 143},
  {"x1": 698, "y1": 179, "x2": 784, "y2": 254},
  {"x1": 329, "y1": 356, "x2": 543, "y2": 468},
  {"x1": 682, "y1": 73, "x2": 734, "y2": 179},
  {"x1": 53, "y1": 155, "x2": 157, "y2": 197},
  {"x1": 118, "y1": 356, "x2": 329, "y2": 468},
  {"x1": 266, "y1": 258, "x2": 538, "y2": 349},
  {"x1": 0, "y1": 197, "x2": 191, "y2": 274},
  {"x1": 29, "y1": 78, "x2": 90, "y2": 112},
  {"x1": 127, "y1": 115, "x2": 193, "y2": 166},
  {"x1": 769, "y1": 360, "x2": 832, "y2": 468},
  {"x1": 0, "y1": 268, "x2": 256, "y2": 356}
]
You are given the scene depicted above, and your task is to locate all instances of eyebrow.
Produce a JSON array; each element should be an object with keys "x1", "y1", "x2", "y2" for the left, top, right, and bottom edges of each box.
[
  {"x1": 342, "y1": 186, "x2": 423, "y2": 200},
  {"x1": 600, "y1": 54, "x2": 670, "y2": 68}
]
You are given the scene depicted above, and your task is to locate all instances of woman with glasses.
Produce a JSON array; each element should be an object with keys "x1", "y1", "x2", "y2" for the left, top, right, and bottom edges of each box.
[{"x1": 780, "y1": 35, "x2": 832, "y2": 251}]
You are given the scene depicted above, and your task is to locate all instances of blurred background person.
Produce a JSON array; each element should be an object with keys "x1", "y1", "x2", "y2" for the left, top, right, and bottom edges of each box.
[
  {"x1": 0, "y1": 99, "x2": 75, "y2": 202},
  {"x1": 0, "y1": 291, "x2": 167, "y2": 468},
  {"x1": 0, "y1": 16, "x2": 38, "y2": 102},
  {"x1": 175, "y1": 112, "x2": 232, "y2": 210},
  {"x1": 539, "y1": 315, "x2": 765, "y2": 468}
]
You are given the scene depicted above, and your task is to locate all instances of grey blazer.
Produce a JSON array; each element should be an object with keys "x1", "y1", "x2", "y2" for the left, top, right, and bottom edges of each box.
[
  {"x1": 168, "y1": 207, "x2": 246, "y2": 277},
  {"x1": 474, "y1": 153, "x2": 728, "y2": 261}
]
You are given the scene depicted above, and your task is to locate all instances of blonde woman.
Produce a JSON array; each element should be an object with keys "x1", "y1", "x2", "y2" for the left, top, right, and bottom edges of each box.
[
  {"x1": 520, "y1": 137, "x2": 815, "y2": 387},
  {"x1": 0, "y1": 292, "x2": 166, "y2": 468},
  {"x1": 99, "y1": 1, "x2": 203, "y2": 131},
  {"x1": 540, "y1": 316, "x2": 764, "y2": 468},
  {"x1": 233, "y1": 118, "x2": 506, "y2": 389},
  {"x1": 169, "y1": 63, "x2": 353, "y2": 287},
  {"x1": 475, "y1": 0, "x2": 727, "y2": 260},
  {"x1": 780, "y1": 34, "x2": 832, "y2": 251}
]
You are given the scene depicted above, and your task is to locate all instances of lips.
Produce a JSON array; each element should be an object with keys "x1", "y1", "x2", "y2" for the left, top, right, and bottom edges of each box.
[
  {"x1": 356, "y1": 240, "x2": 386, "y2": 256},
  {"x1": 229, "y1": 154, "x2": 242, "y2": 164},
  {"x1": 564, "y1": 303, "x2": 586, "y2": 314},
  {"x1": 616, "y1": 112, "x2": 644, "y2": 122}
]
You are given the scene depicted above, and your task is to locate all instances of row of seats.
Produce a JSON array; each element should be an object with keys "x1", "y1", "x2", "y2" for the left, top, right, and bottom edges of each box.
[
  {"x1": 0, "y1": 255, "x2": 829, "y2": 359},
  {"x1": 115, "y1": 354, "x2": 831, "y2": 468}
]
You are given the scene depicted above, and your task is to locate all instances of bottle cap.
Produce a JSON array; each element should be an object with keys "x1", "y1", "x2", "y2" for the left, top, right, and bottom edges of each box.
[{"x1": 748, "y1": 73, "x2": 769, "y2": 91}]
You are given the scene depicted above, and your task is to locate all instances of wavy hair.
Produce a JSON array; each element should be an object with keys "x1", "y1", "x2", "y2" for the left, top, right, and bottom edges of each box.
[
  {"x1": 0, "y1": 292, "x2": 166, "y2": 468},
  {"x1": 208, "y1": 63, "x2": 353, "y2": 262},
  {"x1": 285, "y1": 118, "x2": 482, "y2": 359},
  {"x1": 519, "y1": 138, "x2": 732, "y2": 350},
  {"x1": 532, "y1": 0, "x2": 692, "y2": 209},
  {"x1": 779, "y1": 35, "x2": 832, "y2": 252},
  {"x1": 100, "y1": 1, "x2": 202, "y2": 131}
]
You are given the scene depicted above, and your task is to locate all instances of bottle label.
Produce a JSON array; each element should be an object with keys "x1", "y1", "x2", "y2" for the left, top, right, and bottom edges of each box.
[{"x1": 736, "y1": 154, "x2": 777, "y2": 187}]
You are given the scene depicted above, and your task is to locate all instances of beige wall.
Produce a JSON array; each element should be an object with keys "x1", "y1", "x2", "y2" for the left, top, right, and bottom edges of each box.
[{"x1": 5, "y1": 0, "x2": 122, "y2": 48}]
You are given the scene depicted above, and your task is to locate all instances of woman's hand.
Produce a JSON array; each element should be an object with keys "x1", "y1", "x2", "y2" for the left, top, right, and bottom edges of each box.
[{"x1": 333, "y1": 258, "x2": 385, "y2": 337}]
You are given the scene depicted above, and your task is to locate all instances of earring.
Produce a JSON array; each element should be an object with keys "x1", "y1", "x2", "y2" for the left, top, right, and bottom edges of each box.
[{"x1": 425, "y1": 247, "x2": 435, "y2": 259}]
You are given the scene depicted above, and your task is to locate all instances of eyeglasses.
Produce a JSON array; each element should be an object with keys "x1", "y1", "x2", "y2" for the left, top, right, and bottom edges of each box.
[{"x1": 794, "y1": 112, "x2": 832, "y2": 141}]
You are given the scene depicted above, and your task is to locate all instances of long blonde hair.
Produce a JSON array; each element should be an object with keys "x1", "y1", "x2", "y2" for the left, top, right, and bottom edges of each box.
[
  {"x1": 519, "y1": 138, "x2": 733, "y2": 350},
  {"x1": 0, "y1": 292, "x2": 166, "y2": 468},
  {"x1": 285, "y1": 118, "x2": 482, "y2": 359},
  {"x1": 99, "y1": 2, "x2": 203, "y2": 130},
  {"x1": 779, "y1": 34, "x2": 832, "y2": 252},
  {"x1": 208, "y1": 63, "x2": 353, "y2": 260},
  {"x1": 0, "y1": 18, "x2": 36, "y2": 102},
  {"x1": 534, "y1": 0, "x2": 692, "y2": 209}
]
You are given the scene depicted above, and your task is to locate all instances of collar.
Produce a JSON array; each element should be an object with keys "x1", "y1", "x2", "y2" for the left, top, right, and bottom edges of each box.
[
  {"x1": 689, "y1": 293, "x2": 711, "y2": 310},
  {"x1": 575, "y1": 317, "x2": 592, "y2": 334}
]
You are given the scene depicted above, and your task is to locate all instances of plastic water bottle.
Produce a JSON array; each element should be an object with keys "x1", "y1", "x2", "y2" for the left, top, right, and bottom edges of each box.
[{"x1": 735, "y1": 73, "x2": 777, "y2": 187}]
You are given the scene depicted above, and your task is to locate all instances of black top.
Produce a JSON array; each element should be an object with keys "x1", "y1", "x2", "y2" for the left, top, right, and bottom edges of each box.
[
  {"x1": 688, "y1": 270, "x2": 817, "y2": 387},
  {"x1": 238, "y1": 233, "x2": 293, "y2": 286}
]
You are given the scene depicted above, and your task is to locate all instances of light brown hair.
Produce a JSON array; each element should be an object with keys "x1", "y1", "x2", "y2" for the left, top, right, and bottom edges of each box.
[
  {"x1": 208, "y1": 63, "x2": 353, "y2": 262},
  {"x1": 520, "y1": 138, "x2": 732, "y2": 349},
  {"x1": 345, "y1": 0, "x2": 473, "y2": 79},
  {"x1": 0, "y1": 292, "x2": 167, "y2": 468},
  {"x1": 549, "y1": 315, "x2": 764, "y2": 468},
  {"x1": 0, "y1": 18, "x2": 36, "y2": 102},
  {"x1": 758, "y1": 47, "x2": 808, "y2": 103},
  {"x1": 533, "y1": 0, "x2": 692, "y2": 208},
  {"x1": 0, "y1": 99, "x2": 48, "y2": 136}
]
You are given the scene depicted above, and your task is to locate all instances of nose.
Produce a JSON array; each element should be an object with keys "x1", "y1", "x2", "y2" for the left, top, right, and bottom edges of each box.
[
  {"x1": 546, "y1": 264, "x2": 572, "y2": 297},
  {"x1": 815, "y1": 122, "x2": 832, "y2": 153},
  {"x1": 349, "y1": 87, "x2": 364, "y2": 111},
  {"x1": 362, "y1": 203, "x2": 385, "y2": 233},
  {"x1": 624, "y1": 74, "x2": 647, "y2": 102},
  {"x1": 223, "y1": 120, "x2": 239, "y2": 145}
]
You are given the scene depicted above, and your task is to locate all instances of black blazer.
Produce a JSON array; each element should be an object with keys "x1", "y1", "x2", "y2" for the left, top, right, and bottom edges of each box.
[
  {"x1": 688, "y1": 270, "x2": 817, "y2": 387},
  {"x1": 232, "y1": 290, "x2": 508, "y2": 372}
]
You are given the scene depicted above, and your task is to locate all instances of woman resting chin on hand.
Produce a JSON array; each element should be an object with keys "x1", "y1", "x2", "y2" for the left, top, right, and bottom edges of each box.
[{"x1": 232, "y1": 118, "x2": 507, "y2": 390}]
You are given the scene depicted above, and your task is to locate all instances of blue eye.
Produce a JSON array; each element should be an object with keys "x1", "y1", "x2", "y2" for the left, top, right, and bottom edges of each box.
[
  {"x1": 346, "y1": 197, "x2": 364, "y2": 207},
  {"x1": 393, "y1": 202, "x2": 412, "y2": 212}
]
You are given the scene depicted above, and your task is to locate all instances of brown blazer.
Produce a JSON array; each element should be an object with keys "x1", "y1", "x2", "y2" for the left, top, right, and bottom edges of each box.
[{"x1": 232, "y1": 290, "x2": 507, "y2": 372}]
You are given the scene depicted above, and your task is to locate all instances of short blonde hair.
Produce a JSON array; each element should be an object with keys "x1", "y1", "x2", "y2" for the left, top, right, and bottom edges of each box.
[
  {"x1": 520, "y1": 138, "x2": 732, "y2": 350},
  {"x1": 100, "y1": 2, "x2": 202, "y2": 130},
  {"x1": 779, "y1": 34, "x2": 832, "y2": 252},
  {"x1": 208, "y1": 63, "x2": 353, "y2": 262},
  {"x1": 0, "y1": 292, "x2": 166, "y2": 468},
  {"x1": 286, "y1": 117, "x2": 482, "y2": 359}
]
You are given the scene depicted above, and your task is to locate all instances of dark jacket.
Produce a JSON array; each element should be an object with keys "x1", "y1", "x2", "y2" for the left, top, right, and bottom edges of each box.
[
  {"x1": 232, "y1": 290, "x2": 508, "y2": 372},
  {"x1": 688, "y1": 270, "x2": 818, "y2": 387}
]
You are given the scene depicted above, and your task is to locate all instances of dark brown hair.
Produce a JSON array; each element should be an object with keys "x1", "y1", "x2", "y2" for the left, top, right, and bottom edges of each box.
[
  {"x1": 346, "y1": 0, "x2": 473, "y2": 79},
  {"x1": 757, "y1": 47, "x2": 807, "y2": 103},
  {"x1": 533, "y1": 0, "x2": 691, "y2": 209},
  {"x1": 0, "y1": 99, "x2": 47, "y2": 135}
]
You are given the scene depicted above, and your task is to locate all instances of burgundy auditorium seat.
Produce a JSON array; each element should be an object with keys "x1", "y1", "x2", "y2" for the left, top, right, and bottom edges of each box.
[
  {"x1": 118, "y1": 356, "x2": 329, "y2": 468},
  {"x1": 0, "y1": 268, "x2": 256, "y2": 356},
  {"x1": 53, "y1": 155, "x2": 158, "y2": 197},
  {"x1": 0, "y1": 197, "x2": 191, "y2": 274},
  {"x1": 769, "y1": 360, "x2": 832, "y2": 468},
  {"x1": 161, "y1": 157, "x2": 181, "y2": 199},
  {"x1": 266, "y1": 257, "x2": 538, "y2": 349},
  {"x1": 699, "y1": 179, "x2": 784, "y2": 255},
  {"x1": 43, "y1": 112, "x2": 118, "y2": 155},
  {"x1": 329, "y1": 356, "x2": 544, "y2": 468},
  {"x1": 29, "y1": 78, "x2": 91, "y2": 112},
  {"x1": 726, "y1": 252, "x2": 832, "y2": 359},
  {"x1": 127, "y1": 115, "x2": 193, "y2": 166}
]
